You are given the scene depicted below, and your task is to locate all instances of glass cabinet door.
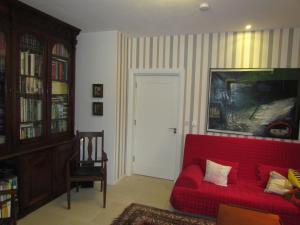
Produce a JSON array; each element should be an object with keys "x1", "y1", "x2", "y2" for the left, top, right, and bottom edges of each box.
[
  {"x1": 19, "y1": 33, "x2": 44, "y2": 140},
  {"x1": 51, "y1": 43, "x2": 69, "y2": 133},
  {"x1": 0, "y1": 32, "x2": 6, "y2": 144}
]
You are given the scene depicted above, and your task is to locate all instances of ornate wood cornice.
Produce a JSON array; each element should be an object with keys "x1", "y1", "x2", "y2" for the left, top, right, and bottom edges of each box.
[{"x1": 10, "y1": 1, "x2": 80, "y2": 42}]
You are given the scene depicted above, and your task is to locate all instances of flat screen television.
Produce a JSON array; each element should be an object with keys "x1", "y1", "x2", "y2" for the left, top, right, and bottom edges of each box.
[{"x1": 207, "y1": 68, "x2": 300, "y2": 140}]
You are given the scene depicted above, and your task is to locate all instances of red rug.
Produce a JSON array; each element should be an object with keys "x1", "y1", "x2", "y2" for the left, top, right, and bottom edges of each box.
[{"x1": 111, "y1": 203, "x2": 216, "y2": 225}]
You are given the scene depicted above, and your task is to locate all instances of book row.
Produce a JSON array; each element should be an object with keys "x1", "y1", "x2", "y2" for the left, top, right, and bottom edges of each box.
[
  {"x1": 51, "y1": 119, "x2": 67, "y2": 133},
  {"x1": 0, "y1": 177, "x2": 17, "y2": 192},
  {"x1": 51, "y1": 103, "x2": 68, "y2": 119},
  {"x1": 0, "y1": 176, "x2": 17, "y2": 219},
  {"x1": 20, "y1": 76, "x2": 43, "y2": 95},
  {"x1": 52, "y1": 81, "x2": 68, "y2": 95},
  {"x1": 51, "y1": 59, "x2": 68, "y2": 81},
  {"x1": 0, "y1": 200, "x2": 11, "y2": 219},
  {"x1": 52, "y1": 44, "x2": 69, "y2": 58},
  {"x1": 20, "y1": 124, "x2": 42, "y2": 140},
  {"x1": 20, "y1": 51, "x2": 43, "y2": 77},
  {"x1": 20, "y1": 34, "x2": 42, "y2": 53},
  {"x1": 20, "y1": 97, "x2": 42, "y2": 122}
]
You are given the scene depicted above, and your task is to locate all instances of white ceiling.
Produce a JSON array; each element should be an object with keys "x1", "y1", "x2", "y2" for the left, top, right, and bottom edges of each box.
[{"x1": 20, "y1": 0, "x2": 300, "y2": 35}]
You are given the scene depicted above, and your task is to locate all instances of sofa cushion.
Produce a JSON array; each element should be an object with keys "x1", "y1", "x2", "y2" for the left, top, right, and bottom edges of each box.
[
  {"x1": 200, "y1": 158, "x2": 239, "y2": 184},
  {"x1": 175, "y1": 164, "x2": 203, "y2": 189},
  {"x1": 265, "y1": 171, "x2": 293, "y2": 195},
  {"x1": 258, "y1": 164, "x2": 289, "y2": 187},
  {"x1": 204, "y1": 160, "x2": 232, "y2": 186}
]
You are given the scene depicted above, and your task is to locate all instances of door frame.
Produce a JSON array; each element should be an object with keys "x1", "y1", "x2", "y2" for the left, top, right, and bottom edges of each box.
[{"x1": 126, "y1": 68, "x2": 185, "y2": 179}]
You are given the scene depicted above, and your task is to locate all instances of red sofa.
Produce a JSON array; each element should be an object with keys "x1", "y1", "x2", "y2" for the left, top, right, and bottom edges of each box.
[{"x1": 170, "y1": 134, "x2": 300, "y2": 225}]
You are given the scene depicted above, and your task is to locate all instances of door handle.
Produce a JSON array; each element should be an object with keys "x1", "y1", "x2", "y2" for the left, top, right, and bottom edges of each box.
[{"x1": 168, "y1": 128, "x2": 177, "y2": 134}]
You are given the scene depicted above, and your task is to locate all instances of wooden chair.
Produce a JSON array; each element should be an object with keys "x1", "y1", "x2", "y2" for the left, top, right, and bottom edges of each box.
[{"x1": 66, "y1": 131, "x2": 107, "y2": 209}]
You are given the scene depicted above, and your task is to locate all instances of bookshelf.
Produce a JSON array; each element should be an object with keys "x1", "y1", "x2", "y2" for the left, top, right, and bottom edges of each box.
[
  {"x1": 51, "y1": 44, "x2": 69, "y2": 134},
  {"x1": 19, "y1": 34, "x2": 44, "y2": 140},
  {"x1": 0, "y1": 0, "x2": 80, "y2": 219},
  {"x1": 0, "y1": 32, "x2": 5, "y2": 145}
]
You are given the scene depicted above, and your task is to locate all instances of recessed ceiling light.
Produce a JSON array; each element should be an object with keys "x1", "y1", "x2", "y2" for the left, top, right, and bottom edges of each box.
[
  {"x1": 199, "y1": 2, "x2": 210, "y2": 11},
  {"x1": 245, "y1": 24, "x2": 252, "y2": 30}
]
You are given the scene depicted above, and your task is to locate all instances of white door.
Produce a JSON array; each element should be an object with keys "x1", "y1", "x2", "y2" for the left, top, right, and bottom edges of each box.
[{"x1": 133, "y1": 75, "x2": 179, "y2": 180}]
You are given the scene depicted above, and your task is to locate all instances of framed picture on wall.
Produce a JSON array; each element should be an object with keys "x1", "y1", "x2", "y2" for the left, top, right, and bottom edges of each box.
[
  {"x1": 207, "y1": 68, "x2": 300, "y2": 140},
  {"x1": 92, "y1": 102, "x2": 103, "y2": 116},
  {"x1": 93, "y1": 84, "x2": 103, "y2": 98}
]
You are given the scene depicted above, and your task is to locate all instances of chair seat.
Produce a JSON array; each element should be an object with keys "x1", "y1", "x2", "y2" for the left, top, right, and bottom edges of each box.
[{"x1": 73, "y1": 166, "x2": 104, "y2": 177}]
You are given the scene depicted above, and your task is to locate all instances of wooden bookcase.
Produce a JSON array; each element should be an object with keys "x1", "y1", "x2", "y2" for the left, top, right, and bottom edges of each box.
[{"x1": 0, "y1": 0, "x2": 80, "y2": 218}]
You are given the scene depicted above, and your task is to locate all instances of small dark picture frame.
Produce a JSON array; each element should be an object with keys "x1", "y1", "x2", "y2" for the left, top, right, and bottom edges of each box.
[
  {"x1": 92, "y1": 102, "x2": 103, "y2": 116},
  {"x1": 93, "y1": 84, "x2": 103, "y2": 98}
]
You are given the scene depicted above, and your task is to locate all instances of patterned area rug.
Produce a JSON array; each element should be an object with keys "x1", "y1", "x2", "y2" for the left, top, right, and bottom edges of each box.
[{"x1": 111, "y1": 203, "x2": 216, "y2": 225}]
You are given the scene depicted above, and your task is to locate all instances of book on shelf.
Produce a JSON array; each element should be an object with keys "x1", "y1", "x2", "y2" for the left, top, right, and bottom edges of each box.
[
  {"x1": 20, "y1": 51, "x2": 42, "y2": 77},
  {"x1": 51, "y1": 59, "x2": 68, "y2": 81},
  {"x1": 0, "y1": 176, "x2": 17, "y2": 219},
  {"x1": 20, "y1": 123, "x2": 42, "y2": 140},
  {"x1": 20, "y1": 76, "x2": 43, "y2": 94},
  {"x1": 20, "y1": 34, "x2": 42, "y2": 53},
  {"x1": 52, "y1": 44, "x2": 69, "y2": 58},
  {"x1": 52, "y1": 81, "x2": 68, "y2": 95},
  {"x1": 20, "y1": 97, "x2": 42, "y2": 123},
  {"x1": 51, "y1": 95, "x2": 68, "y2": 120},
  {"x1": 51, "y1": 119, "x2": 67, "y2": 133},
  {"x1": 51, "y1": 103, "x2": 68, "y2": 119}
]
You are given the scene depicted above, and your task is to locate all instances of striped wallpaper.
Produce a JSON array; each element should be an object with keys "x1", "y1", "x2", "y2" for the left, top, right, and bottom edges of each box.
[{"x1": 114, "y1": 28, "x2": 300, "y2": 182}]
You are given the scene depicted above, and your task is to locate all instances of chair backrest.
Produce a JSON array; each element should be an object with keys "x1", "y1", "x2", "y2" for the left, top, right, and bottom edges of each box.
[{"x1": 75, "y1": 131, "x2": 104, "y2": 162}]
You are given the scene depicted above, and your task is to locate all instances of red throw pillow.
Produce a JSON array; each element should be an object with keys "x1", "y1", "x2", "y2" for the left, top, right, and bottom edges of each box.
[
  {"x1": 200, "y1": 158, "x2": 239, "y2": 184},
  {"x1": 257, "y1": 163, "x2": 289, "y2": 187}
]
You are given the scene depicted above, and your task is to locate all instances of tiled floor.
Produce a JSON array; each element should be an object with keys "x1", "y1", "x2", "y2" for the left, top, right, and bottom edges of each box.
[{"x1": 18, "y1": 175, "x2": 174, "y2": 225}]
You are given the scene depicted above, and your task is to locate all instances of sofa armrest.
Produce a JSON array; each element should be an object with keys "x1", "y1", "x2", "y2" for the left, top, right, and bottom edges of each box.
[{"x1": 175, "y1": 164, "x2": 204, "y2": 189}]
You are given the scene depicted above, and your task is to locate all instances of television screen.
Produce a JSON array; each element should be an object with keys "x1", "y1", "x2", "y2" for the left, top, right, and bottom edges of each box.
[{"x1": 207, "y1": 68, "x2": 300, "y2": 140}]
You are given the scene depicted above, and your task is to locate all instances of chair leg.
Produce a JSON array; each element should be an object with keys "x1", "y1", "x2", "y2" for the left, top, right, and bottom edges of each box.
[
  {"x1": 100, "y1": 180, "x2": 103, "y2": 192},
  {"x1": 103, "y1": 179, "x2": 107, "y2": 208},
  {"x1": 67, "y1": 180, "x2": 71, "y2": 209}
]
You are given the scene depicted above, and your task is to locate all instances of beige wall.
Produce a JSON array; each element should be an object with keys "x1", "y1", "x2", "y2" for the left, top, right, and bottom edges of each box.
[{"x1": 114, "y1": 28, "x2": 300, "y2": 181}]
